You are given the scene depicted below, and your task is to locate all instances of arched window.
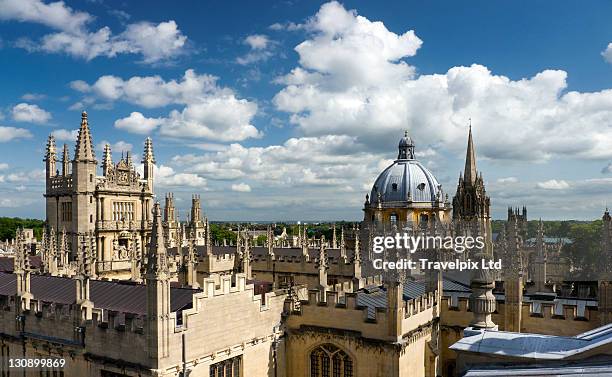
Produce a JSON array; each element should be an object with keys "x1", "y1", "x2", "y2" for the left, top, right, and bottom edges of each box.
[
  {"x1": 310, "y1": 344, "x2": 353, "y2": 377},
  {"x1": 390, "y1": 213, "x2": 398, "y2": 226}
]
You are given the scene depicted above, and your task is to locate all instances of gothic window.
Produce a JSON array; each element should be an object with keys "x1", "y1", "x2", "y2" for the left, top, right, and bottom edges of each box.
[
  {"x1": 310, "y1": 344, "x2": 353, "y2": 377},
  {"x1": 210, "y1": 356, "x2": 241, "y2": 377},
  {"x1": 61, "y1": 202, "x2": 72, "y2": 222},
  {"x1": 390, "y1": 213, "x2": 398, "y2": 226},
  {"x1": 420, "y1": 214, "x2": 429, "y2": 225}
]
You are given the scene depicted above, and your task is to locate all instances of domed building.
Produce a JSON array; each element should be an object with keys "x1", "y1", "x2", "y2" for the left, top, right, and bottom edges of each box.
[{"x1": 363, "y1": 132, "x2": 451, "y2": 227}]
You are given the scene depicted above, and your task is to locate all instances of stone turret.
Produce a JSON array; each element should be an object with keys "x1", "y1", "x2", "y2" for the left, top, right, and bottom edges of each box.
[
  {"x1": 242, "y1": 231, "x2": 252, "y2": 279},
  {"x1": 190, "y1": 194, "x2": 205, "y2": 245},
  {"x1": 204, "y1": 217, "x2": 212, "y2": 256},
  {"x1": 468, "y1": 257, "x2": 497, "y2": 330},
  {"x1": 102, "y1": 143, "x2": 112, "y2": 176},
  {"x1": 504, "y1": 217, "x2": 523, "y2": 332},
  {"x1": 316, "y1": 236, "x2": 328, "y2": 296},
  {"x1": 142, "y1": 137, "x2": 155, "y2": 192},
  {"x1": 44, "y1": 134, "x2": 57, "y2": 179},
  {"x1": 62, "y1": 143, "x2": 70, "y2": 176},
  {"x1": 332, "y1": 224, "x2": 337, "y2": 249},
  {"x1": 145, "y1": 202, "x2": 171, "y2": 362},
  {"x1": 75, "y1": 233, "x2": 94, "y2": 322},
  {"x1": 71, "y1": 111, "x2": 97, "y2": 253},
  {"x1": 267, "y1": 225, "x2": 275, "y2": 258},
  {"x1": 14, "y1": 229, "x2": 33, "y2": 311},
  {"x1": 339, "y1": 227, "x2": 347, "y2": 261},
  {"x1": 352, "y1": 227, "x2": 363, "y2": 289}
]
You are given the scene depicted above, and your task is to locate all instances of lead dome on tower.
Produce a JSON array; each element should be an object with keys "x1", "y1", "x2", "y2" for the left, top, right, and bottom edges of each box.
[{"x1": 364, "y1": 132, "x2": 451, "y2": 226}]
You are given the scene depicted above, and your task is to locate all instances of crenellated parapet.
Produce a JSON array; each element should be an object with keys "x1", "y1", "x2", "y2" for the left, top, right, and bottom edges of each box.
[
  {"x1": 286, "y1": 286, "x2": 438, "y2": 344},
  {"x1": 440, "y1": 293, "x2": 600, "y2": 335}
]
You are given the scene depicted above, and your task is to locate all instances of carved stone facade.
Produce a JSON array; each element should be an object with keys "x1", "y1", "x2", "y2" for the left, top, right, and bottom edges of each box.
[{"x1": 44, "y1": 112, "x2": 155, "y2": 279}]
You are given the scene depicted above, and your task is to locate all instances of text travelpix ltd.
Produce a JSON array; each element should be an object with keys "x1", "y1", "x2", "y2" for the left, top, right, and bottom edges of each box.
[
  {"x1": 370, "y1": 233, "x2": 502, "y2": 271},
  {"x1": 372, "y1": 258, "x2": 502, "y2": 271}
]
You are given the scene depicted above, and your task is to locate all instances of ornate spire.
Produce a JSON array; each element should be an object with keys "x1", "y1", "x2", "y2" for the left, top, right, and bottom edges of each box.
[
  {"x1": 45, "y1": 134, "x2": 57, "y2": 177},
  {"x1": 339, "y1": 227, "x2": 346, "y2": 259},
  {"x1": 142, "y1": 137, "x2": 155, "y2": 163},
  {"x1": 146, "y1": 202, "x2": 168, "y2": 277},
  {"x1": 45, "y1": 134, "x2": 57, "y2": 161},
  {"x1": 102, "y1": 143, "x2": 113, "y2": 175},
  {"x1": 205, "y1": 217, "x2": 212, "y2": 256},
  {"x1": 61, "y1": 143, "x2": 70, "y2": 176},
  {"x1": 74, "y1": 111, "x2": 96, "y2": 162},
  {"x1": 317, "y1": 236, "x2": 328, "y2": 293},
  {"x1": 464, "y1": 123, "x2": 477, "y2": 185}
]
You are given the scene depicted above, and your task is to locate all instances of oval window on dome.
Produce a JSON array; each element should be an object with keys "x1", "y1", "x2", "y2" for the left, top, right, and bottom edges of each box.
[
  {"x1": 417, "y1": 183, "x2": 426, "y2": 191},
  {"x1": 391, "y1": 183, "x2": 398, "y2": 191}
]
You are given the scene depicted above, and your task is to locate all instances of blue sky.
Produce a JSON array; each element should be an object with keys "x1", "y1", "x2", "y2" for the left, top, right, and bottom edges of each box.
[{"x1": 2, "y1": 0, "x2": 612, "y2": 221}]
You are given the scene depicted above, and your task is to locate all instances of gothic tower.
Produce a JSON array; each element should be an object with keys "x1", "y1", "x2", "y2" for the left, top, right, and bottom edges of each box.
[
  {"x1": 504, "y1": 217, "x2": 524, "y2": 332},
  {"x1": 71, "y1": 111, "x2": 97, "y2": 255},
  {"x1": 453, "y1": 125, "x2": 493, "y2": 256},
  {"x1": 146, "y1": 202, "x2": 171, "y2": 362}
]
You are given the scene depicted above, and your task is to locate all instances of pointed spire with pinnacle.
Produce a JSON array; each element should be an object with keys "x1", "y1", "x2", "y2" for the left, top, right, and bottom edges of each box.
[
  {"x1": 464, "y1": 121, "x2": 477, "y2": 185},
  {"x1": 74, "y1": 111, "x2": 96, "y2": 162},
  {"x1": 146, "y1": 202, "x2": 168, "y2": 277},
  {"x1": 45, "y1": 135, "x2": 57, "y2": 177},
  {"x1": 143, "y1": 137, "x2": 155, "y2": 164},
  {"x1": 102, "y1": 143, "x2": 113, "y2": 175},
  {"x1": 62, "y1": 144, "x2": 70, "y2": 176}
]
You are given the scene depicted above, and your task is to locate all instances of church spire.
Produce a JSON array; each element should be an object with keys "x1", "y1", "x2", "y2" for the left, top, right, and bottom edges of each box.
[
  {"x1": 146, "y1": 202, "x2": 168, "y2": 276},
  {"x1": 74, "y1": 111, "x2": 96, "y2": 162},
  {"x1": 45, "y1": 134, "x2": 57, "y2": 178},
  {"x1": 464, "y1": 123, "x2": 477, "y2": 185},
  {"x1": 61, "y1": 144, "x2": 70, "y2": 176},
  {"x1": 102, "y1": 143, "x2": 113, "y2": 176}
]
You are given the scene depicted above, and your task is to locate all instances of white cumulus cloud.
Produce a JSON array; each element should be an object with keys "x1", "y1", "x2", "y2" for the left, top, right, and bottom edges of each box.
[
  {"x1": 114, "y1": 112, "x2": 164, "y2": 134},
  {"x1": 231, "y1": 183, "x2": 251, "y2": 192},
  {"x1": 12, "y1": 103, "x2": 51, "y2": 123},
  {"x1": 0, "y1": 126, "x2": 32, "y2": 142},
  {"x1": 536, "y1": 179, "x2": 570, "y2": 190},
  {"x1": 74, "y1": 70, "x2": 260, "y2": 142},
  {"x1": 1, "y1": 0, "x2": 187, "y2": 63}
]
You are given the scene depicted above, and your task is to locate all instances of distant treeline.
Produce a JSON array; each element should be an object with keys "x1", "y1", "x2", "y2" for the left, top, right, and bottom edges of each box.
[
  {"x1": 491, "y1": 219, "x2": 602, "y2": 240},
  {"x1": 492, "y1": 219, "x2": 603, "y2": 277},
  {"x1": 0, "y1": 217, "x2": 45, "y2": 241}
]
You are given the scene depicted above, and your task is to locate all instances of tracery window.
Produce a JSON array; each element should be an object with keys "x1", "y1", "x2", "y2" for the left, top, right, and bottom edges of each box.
[{"x1": 310, "y1": 344, "x2": 352, "y2": 377}]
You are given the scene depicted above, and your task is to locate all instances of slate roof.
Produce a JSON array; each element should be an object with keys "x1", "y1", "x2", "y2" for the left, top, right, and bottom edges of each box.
[
  {"x1": 355, "y1": 278, "x2": 470, "y2": 319},
  {"x1": 0, "y1": 272, "x2": 197, "y2": 315},
  {"x1": 0, "y1": 256, "x2": 41, "y2": 272},
  {"x1": 463, "y1": 362, "x2": 612, "y2": 376},
  {"x1": 451, "y1": 323, "x2": 612, "y2": 361}
]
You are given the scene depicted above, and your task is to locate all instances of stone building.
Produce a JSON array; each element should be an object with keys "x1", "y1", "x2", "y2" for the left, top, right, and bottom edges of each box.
[
  {"x1": 44, "y1": 111, "x2": 155, "y2": 279},
  {"x1": 1, "y1": 118, "x2": 611, "y2": 376},
  {"x1": 363, "y1": 131, "x2": 452, "y2": 227}
]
